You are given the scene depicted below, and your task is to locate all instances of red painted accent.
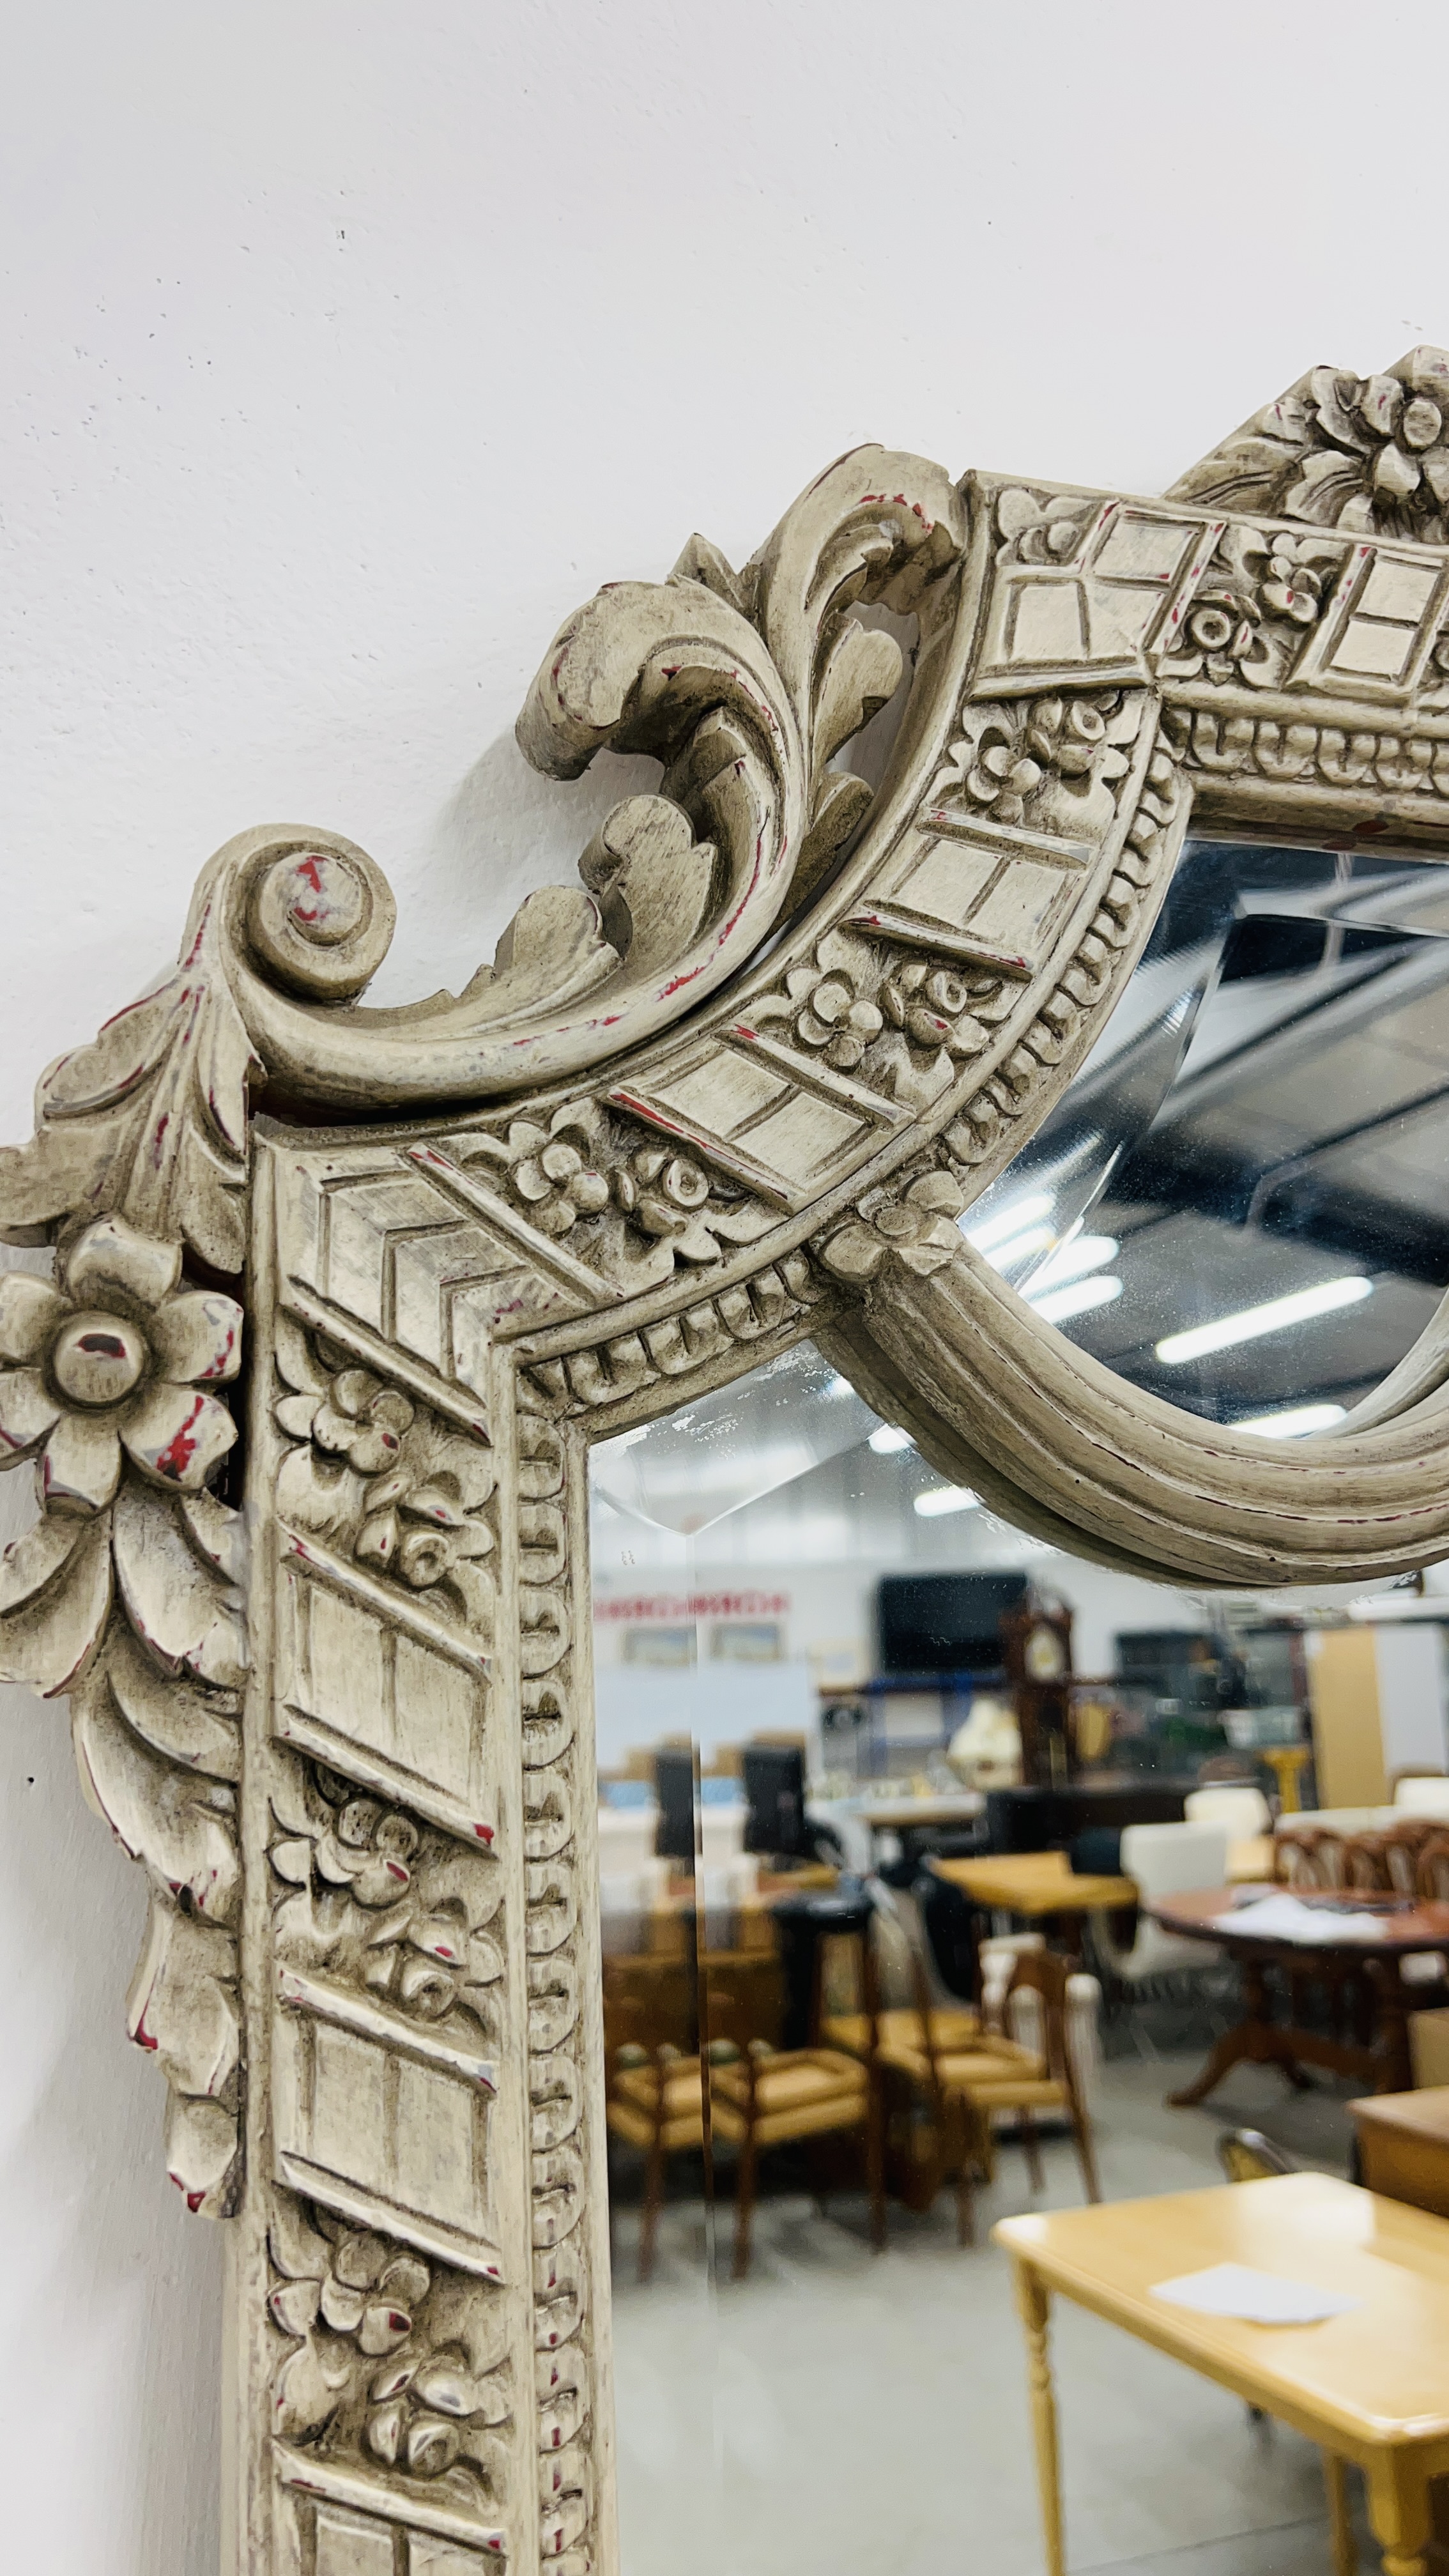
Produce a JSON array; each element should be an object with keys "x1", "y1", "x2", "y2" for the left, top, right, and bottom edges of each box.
[
  {"x1": 77, "y1": 1331, "x2": 126, "y2": 1358},
  {"x1": 134, "y1": 2011, "x2": 158, "y2": 2051},
  {"x1": 201, "y1": 1322, "x2": 237, "y2": 1379},
  {"x1": 474, "y1": 1823, "x2": 495, "y2": 1844},
  {"x1": 386, "y1": 1860, "x2": 409, "y2": 1882},
  {"x1": 296, "y1": 855, "x2": 325, "y2": 893},
  {"x1": 388, "y1": 2311, "x2": 409, "y2": 2332},
  {"x1": 151, "y1": 1109, "x2": 171, "y2": 1170},
  {"x1": 152, "y1": 1393, "x2": 206, "y2": 1482}
]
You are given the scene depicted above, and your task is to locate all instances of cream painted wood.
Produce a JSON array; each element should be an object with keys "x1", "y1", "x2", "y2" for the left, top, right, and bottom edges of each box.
[{"x1": 6, "y1": 349, "x2": 1449, "y2": 2568}]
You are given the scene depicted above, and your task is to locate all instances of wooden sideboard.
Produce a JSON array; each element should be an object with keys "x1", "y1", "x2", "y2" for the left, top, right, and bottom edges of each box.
[{"x1": 1351, "y1": 2087, "x2": 1449, "y2": 2222}]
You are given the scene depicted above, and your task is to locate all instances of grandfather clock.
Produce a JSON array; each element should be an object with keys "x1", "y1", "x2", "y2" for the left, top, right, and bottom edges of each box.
[{"x1": 1001, "y1": 1597, "x2": 1075, "y2": 1789}]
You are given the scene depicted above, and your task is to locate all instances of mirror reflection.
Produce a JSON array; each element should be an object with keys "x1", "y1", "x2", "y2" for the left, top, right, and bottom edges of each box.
[
  {"x1": 968, "y1": 836, "x2": 1449, "y2": 1430},
  {"x1": 589, "y1": 845, "x2": 1449, "y2": 2566}
]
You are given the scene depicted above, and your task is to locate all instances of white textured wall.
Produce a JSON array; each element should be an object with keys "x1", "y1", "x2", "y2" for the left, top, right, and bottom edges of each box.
[{"x1": 1, "y1": 5, "x2": 1445, "y2": 2567}]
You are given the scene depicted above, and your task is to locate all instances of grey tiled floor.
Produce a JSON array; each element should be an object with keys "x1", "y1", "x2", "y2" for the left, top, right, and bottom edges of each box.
[{"x1": 609, "y1": 2052, "x2": 1382, "y2": 2574}]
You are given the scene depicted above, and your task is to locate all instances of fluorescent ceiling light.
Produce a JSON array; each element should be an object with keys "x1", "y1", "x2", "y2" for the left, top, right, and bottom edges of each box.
[
  {"x1": 868, "y1": 1425, "x2": 914, "y2": 1453},
  {"x1": 1156, "y1": 1276, "x2": 1372, "y2": 1365},
  {"x1": 1028, "y1": 1234, "x2": 1119, "y2": 1294},
  {"x1": 966, "y1": 1192, "x2": 1053, "y2": 1253},
  {"x1": 983, "y1": 1223, "x2": 1055, "y2": 1272},
  {"x1": 1235, "y1": 1403, "x2": 1347, "y2": 1439},
  {"x1": 914, "y1": 1485, "x2": 981, "y2": 1517},
  {"x1": 1031, "y1": 1275, "x2": 1123, "y2": 1326}
]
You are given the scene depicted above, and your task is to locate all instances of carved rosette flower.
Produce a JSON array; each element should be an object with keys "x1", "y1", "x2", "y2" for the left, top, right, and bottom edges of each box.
[
  {"x1": 308, "y1": 1367, "x2": 414, "y2": 1473},
  {"x1": 1259, "y1": 532, "x2": 1334, "y2": 626},
  {"x1": 780, "y1": 959, "x2": 884, "y2": 1071},
  {"x1": 1163, "y1": 526, "x2": 1343, "y2": 689},
  {"x1": 0, "y1": 1217, "x2": 244, "y2": 1698},
  {"x1": 506, "y1": 1119, "x2": 611, "y2": 1238},
  {"x1": 611, "y1": 1145, "x2": 721, "y2": 1262},
  {"x1": 0, "y1": 1214, "x2": 239, "y2": 1514},
  {"x1": 820, "y1": 1170, "x2": 967, "y2": 1283},
  {"x1": 1173, "y1": 348, "x2": 1449, "y2": 544},
  {"x1": 275, "y1": 1334, "x2": 497, "y2": 1634},
  {"x1": 268, "y1": 2196, "x2": 511, "y2": 2498},
  {"x1": 995, "y1": 487, "x2": 1094, "y2": 565},
  {"x1": 269, "y1": 1765, "x2": 505, "y2": 2037},
  {"x1": 937, "y1": 693, "x2": 1135, "y2": 846}
]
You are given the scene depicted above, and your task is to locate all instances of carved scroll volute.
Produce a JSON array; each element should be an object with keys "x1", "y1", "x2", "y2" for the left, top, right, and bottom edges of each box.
[{"x1": 210, "y1": 447, "x2": 965, "y2": 1110}]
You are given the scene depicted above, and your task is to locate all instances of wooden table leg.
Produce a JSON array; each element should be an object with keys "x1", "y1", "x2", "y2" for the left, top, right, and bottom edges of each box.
[
  {"x1": 1367, "y1": 2455, "x2": 1432, "y2": 2576},
  {"x1": 1167, "y1": 1955, "x2": 1312, "y2": 2108},
  {"x1": 1322, "y1": 2451, "x2": 1357, "y2": 2576},
  {"x1": 1012, "y1": 2257, "x2": 1066, "y2": 2576}
]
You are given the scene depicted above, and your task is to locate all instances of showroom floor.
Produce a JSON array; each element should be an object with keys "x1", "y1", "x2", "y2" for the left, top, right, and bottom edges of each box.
[{"x1": 608, "y1": 2055, "x2": 1374, "y2": 2576}]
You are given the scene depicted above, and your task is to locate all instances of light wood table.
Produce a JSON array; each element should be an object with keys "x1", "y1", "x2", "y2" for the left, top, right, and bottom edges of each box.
[
  {"x1": 1353, "y1": 2085, "x2": 1449, "y2": 2223},
  {"x1": 997, "y1": 2172, "x2": 1449, "y2": 2575},
  {"x1": 930, "y1": 1850, "x2": 1137, "y2": 1916}
]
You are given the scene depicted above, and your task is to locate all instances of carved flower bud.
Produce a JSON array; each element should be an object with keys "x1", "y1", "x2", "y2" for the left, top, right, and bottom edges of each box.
[
  {"x1": 661, "y1": 1158, "x2": 709, "y2": 1211},
  {"x1": 268, "y1": 2277, "x2": 321, "y2": 2338},
  {"x1": 332, "y1": 2231, "x2": 390, "y2": 2289},
  {"x1": 1064, "y1": 702, "x2": 1107, "y2": 748},
  {"x1": 351, "y1": 1859, "x2": 414, "y2": 1907},
  {"x1": 399, "y1": 1526, "x2": 452, "y2": 1588},
  {"x1": 613, "y1": 1169, "x2": 638, "y2": 1213},
  {"x1": 379, "y1": 2255, "x2": 431, "y2": 2308},
  {"x1": 415, "y1": 2350, "x2": 485, "y2": 2419},
  {"x1": 370, "y1": 2356, "x2": 420, "y2": 2404},
  {"x1": 539, "y1": 1141, "x2": 581, "y2": 1186},
  {"x1": 319, "y1": 2275, "x2": 367, "y2": 2334},
  {"x1": 399, "y1": 1953, "x2": 456, "y2": 2018},
  {"x1": 338, "y1": 1797, "x2": 387, "y2": 1850},
  {"x1": 366, "y1": 2399, "x2": 407, "y2": 2466},
  {"x1": 569, "y1": 1169, "x2": 610, "y2": 1215},
  {"x1": 925, "y1": 969, "x2": 968, "y2": 1017},
  {"x1": 1403, "y1": 396, "x2": 1444, "y2": 451},
  {"x1": 407, "y1": 2414, "x2": 461, "y2": 2478},
  {"x1": 331, "y1": 1367, "x2": 381, "y2": 1419},
  {"x1": 356, "y1": 1508, "x2": 401, "y2": 1568},
  {"x1": 358, "y1": 2297, "x2": 417, "y2": 2357},
  {"x1": 374, "y1": 1813, "x2": 420, "y2": 1865}
]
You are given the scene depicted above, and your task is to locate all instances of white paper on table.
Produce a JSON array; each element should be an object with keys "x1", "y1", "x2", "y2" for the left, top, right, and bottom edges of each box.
[
  {"x1": 1151, "y1": 2263, "x2": 1361, "y2": 2324},
  {"x1": 1211, "y1": 1891, "x2": 1390, "y2": 1943}
]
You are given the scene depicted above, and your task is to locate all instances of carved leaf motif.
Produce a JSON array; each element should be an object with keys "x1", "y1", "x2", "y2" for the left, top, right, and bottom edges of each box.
[
  {"x1": 0, "y1": 888, "x2": 259, "y2": 1272},
  {"x1": 72, "y1": 1661, "x2": 240, "y2": 1922},
  {"x1": 111, "y1": 1481, "x2": 247, "y2": 1687},
  {"x1": 0, "y1": 1509, "x2": 113, "y2": 1694}
]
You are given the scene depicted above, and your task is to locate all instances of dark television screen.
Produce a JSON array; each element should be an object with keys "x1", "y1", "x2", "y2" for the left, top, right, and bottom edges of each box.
[
  {"x1": 741, "y1": 1744, "x2": 808, "y2": 1859},
  {"x1": 878, "y1": 1572, "x2": 1027, "y2": 1675}
]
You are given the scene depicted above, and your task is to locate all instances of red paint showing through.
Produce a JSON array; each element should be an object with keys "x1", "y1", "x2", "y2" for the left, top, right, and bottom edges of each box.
[
  {"x1": 152, "y1": 1394, "x2": 206, "y2": 1482},
  {"x1": 474, "y1": 1823, "x2": 495, "y2": 1844}
]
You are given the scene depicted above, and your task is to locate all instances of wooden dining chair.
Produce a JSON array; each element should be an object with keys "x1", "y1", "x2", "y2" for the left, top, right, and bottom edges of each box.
[
  {"x1": 949, "y1": 1950, "x2": 1101, "y2": 2242},
  {"x1": 703, "y1": 1938, "x2": 885, "y2": 2277},
  {"x1": 879, "y1": 1933, "x2": 1098, "y2": 2242},
  {"x1": 602, "y1": 1952, "x2": 707, "y2": 2280},
  {"x1": 1216, "y1": 2129, "x2": 1358, "y2": 2576},
  {"x1": 1418, "y1": 1832, "x2": 1449, "y2": 1901}
]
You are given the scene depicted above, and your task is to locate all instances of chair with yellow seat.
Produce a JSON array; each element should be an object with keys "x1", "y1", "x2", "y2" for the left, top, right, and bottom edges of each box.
[
  {"x1": 704, "y1": 1943, "x2": 885, "y2": 2278},
  {"x1": 896, "y1": 1941, "x2": 1101, "y2": 2242}
]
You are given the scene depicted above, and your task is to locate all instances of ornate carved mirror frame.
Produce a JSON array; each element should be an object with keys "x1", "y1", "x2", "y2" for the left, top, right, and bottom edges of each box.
[{"x1": 6, "y1": 348, "x2": 1449, "y2": 2574}]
